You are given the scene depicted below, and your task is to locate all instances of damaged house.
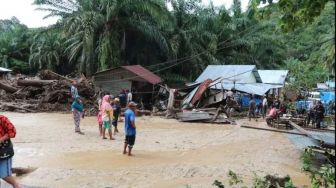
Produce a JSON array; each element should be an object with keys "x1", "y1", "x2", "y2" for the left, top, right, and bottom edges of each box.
[{"x1": 182, "y1": 65, "x2": 288, "y2": 109}]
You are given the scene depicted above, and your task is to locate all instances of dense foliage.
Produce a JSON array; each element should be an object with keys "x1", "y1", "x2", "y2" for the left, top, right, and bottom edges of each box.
[{"x1": 0, "y1": 0, "x2": 334, "y2": 86}]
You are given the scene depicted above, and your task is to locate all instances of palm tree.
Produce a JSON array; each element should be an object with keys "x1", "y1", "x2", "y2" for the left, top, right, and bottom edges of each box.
[
  {"x1": 29, "y1": 31, "x2": 64, "y2": 71},
  {"x1": 34, "y1": 0, "x2": 171, "y2": 75},
  {"x1": 0, "y1": 17, "x2": 31, "y2": 73}
]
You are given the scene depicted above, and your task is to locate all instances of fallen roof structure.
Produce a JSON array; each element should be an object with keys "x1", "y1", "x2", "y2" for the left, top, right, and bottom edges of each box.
[
  {"x1": 196, "y1": 65, "x2": 261, "y2": 84},
  {"x1": 193, "y1": 65, "x2": 285, "y2": 96}
]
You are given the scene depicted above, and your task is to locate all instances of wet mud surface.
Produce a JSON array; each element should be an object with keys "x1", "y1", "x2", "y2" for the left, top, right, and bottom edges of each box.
[{"x1": 1, "y1": 112, "x2": 310, "y2": 188}]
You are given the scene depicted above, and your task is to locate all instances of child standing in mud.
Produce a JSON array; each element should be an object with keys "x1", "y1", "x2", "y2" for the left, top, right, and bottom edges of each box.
[
  {"x1": 123, "y1": 102, "x2": 137, "y2": 156},
  {"x1": 101, "y1": 95, "x2": 114, "y2": 140}
]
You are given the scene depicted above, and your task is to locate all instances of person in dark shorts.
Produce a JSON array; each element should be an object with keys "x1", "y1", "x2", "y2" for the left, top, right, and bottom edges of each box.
[
  {"x1": 123, "y1": 102, "x2": 137, "y2": 156},
  {"x1": 112, "y1": 98, "x2": 121, "y2": 134}
]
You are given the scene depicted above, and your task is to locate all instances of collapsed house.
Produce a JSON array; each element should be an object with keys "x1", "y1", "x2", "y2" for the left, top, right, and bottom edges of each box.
[
  {"x1": 175, "y1": 65, "x2": 289, "y2": 122},
  {"x1": 182, "y1": 65, "x2": 288, "y2": 108}
]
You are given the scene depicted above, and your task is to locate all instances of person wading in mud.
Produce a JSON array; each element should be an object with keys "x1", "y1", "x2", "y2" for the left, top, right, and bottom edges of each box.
[
  {"x1": 123, "y1": 102, "x2": 137, "y2": 156},
  {"x1": 0, "y1": 115, "x2": 21, "y2": 188},
  {"x1": 101, "y1": 95, "x2": 115, "y2": 140}
]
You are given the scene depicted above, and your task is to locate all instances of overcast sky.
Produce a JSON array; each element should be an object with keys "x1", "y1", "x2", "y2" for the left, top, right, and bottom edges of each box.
[{"x1": 0, "y1": 0, "x2": 249, "y2": 28}]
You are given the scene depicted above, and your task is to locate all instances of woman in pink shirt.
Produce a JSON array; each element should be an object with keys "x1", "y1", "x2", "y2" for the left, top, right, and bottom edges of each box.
[{"x1": 266, "y1": 105, "x2": 278, "y2": 126}]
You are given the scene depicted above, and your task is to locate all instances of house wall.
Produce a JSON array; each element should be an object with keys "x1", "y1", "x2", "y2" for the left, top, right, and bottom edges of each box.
[
  {"x1": 94, "y1": 68, "x2": 133, "y2": 96},
  {"x1": 94, "y1": 68, "x2": 150, "y2": 96}
]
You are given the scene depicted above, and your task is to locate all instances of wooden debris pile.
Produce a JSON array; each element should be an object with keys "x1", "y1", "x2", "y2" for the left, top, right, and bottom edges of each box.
[{"x1": 0, "y1": 70, "x2": 98, "y2": 113}]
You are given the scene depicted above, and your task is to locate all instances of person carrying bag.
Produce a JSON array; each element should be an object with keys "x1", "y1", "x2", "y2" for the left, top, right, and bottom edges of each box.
[{"x1": 0, "y1": 115, "x2": 20, "y2": 188}]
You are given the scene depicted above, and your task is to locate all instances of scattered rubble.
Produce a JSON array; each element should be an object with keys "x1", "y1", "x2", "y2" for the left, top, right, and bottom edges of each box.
[{"x1": 0, "y1": 70, "x2": 98, "y2": 114}]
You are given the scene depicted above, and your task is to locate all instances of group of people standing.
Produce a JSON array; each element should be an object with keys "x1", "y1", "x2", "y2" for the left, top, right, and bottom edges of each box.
[
  {"x1": 70, "y1": 81, "x2": 137, "y2": 156},
  {"x1": 97, "y1": 93, "x2": 137, "y2": 156},
  {"x1": 248, "y1": 94, "x2": 285, "y2": 122}
]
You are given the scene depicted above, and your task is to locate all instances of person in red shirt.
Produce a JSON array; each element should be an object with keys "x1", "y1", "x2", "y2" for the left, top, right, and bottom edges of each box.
[
  {"x1": 0, "y1": 115, "x2": 20, "y2": 188},
  {"x1": 266, "y1": 105, "x2": 278, "y2": 126}
]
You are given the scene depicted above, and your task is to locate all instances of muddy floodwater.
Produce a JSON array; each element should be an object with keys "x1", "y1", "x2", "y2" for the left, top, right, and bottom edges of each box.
[{"x1": 1, "y1": 112, "x2": 310, "y2": 188}]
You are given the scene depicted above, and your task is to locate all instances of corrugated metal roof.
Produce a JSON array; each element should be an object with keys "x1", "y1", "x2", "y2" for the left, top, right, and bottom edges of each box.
[
  {"x1": 196, "y1": 65, "x2": 258, "y2": 84},
  {"x1": 121, "y1": 65, "x2": 162, "y2": 85},
  {"x1": 0, "y1": 67, "x2": 12, "y2": 72},
  {"x1": 258, "y1": 70, "x2": 288, "y2": 85},
  {"x1": 93, "y1": 65, "x2": 162, "y2": 84},
  {"x1": 211, "y1": 83, "x2": 283, "y2": 96}
]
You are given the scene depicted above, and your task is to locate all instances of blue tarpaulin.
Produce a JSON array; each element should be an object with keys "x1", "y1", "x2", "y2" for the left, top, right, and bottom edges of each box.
[
  {"x1": 241, "y1": 95, "x2": 262, "y2": 108},
  {"x1": 320, "y1": 92, "x2": 335, "y2": 102}
]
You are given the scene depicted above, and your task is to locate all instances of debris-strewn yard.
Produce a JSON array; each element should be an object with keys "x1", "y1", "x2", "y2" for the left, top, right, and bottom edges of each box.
[
  {"x1": 2, "y1": 112, "x2": 310, "y2": 188},
  {"x1": 0, "y1": 70, "x2": 97, "y2": 114}
]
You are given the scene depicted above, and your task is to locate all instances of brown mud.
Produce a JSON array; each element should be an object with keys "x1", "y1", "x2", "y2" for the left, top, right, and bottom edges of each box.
[{"x1": 1, "y1": 112, "x2": 310, "y2": 188}]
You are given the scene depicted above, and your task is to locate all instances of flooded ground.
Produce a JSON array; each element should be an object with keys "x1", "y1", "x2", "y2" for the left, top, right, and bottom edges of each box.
[{"x1": 1, "y1": 112, "x2": 310, "y2": 188}]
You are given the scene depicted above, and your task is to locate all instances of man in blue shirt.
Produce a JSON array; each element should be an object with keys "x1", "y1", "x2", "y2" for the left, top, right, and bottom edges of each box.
[{"x1": 123, "y1": 102, "x2": 137, "y2": 156}]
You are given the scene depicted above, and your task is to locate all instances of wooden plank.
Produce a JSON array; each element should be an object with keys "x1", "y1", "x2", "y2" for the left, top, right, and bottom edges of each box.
[
  {"x1": 288, "y1": 120, "x2": 310, "y2": 136},
  {"x1": 303, "y1": 127, "x2": 335, "y2": 133},
  {"x1": 195, "y1": 108, "x2": 217, "y2": 111},
  {"x1": 241, "y1": 125, "x2": 307, "y2": 136},
  {"x1": 17, "y1": 79, "x2": 55, "y2": 87}
]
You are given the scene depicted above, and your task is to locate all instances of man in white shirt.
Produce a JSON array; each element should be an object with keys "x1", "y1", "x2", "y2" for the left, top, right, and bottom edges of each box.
[
  {"x1": 126, "y1": 89, "x2": 132, "y2": 104},
  {"x1": 307, "y1": 100, "x2": 316, "y2": 126},
  {"x1": 262, "y1": 95, "x2": 268, "y2": 119}
]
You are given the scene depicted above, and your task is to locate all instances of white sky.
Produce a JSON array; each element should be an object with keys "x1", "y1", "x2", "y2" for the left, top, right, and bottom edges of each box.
[{"x1": 0, "y1": 0, "x2": 249, "y2": 28}]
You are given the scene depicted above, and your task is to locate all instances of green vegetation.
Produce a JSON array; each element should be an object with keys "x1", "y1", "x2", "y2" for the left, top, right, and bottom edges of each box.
[
  {"x1": 0, "y1": 0, "x2": 334, "y2": 86},
  {"x1": 212, "y1": 161, "x2": 335, "y2": 187},
  {"x1": 301, "y1": 148, "x2": 335, "y2": 188},
  {"x1": 213, "y1": 170, "x2": 295, "y2": 188}
]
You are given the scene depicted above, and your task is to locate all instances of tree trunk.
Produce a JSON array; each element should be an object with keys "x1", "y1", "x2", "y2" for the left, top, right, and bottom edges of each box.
[
  {"x1": 0, "y1": 81, "x2": 18, "y2": 93},
  {"x1": 17, "y1": 79, "x2": 56, "y2": 87},
  {"x1": 39, "y1": 70, "x2": 72, "y2": 82}
]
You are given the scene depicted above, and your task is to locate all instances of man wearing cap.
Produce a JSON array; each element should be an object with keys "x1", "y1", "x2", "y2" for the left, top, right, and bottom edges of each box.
[{"x1": 123, "y1": 102, "x2": 137, "y2": 156}]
